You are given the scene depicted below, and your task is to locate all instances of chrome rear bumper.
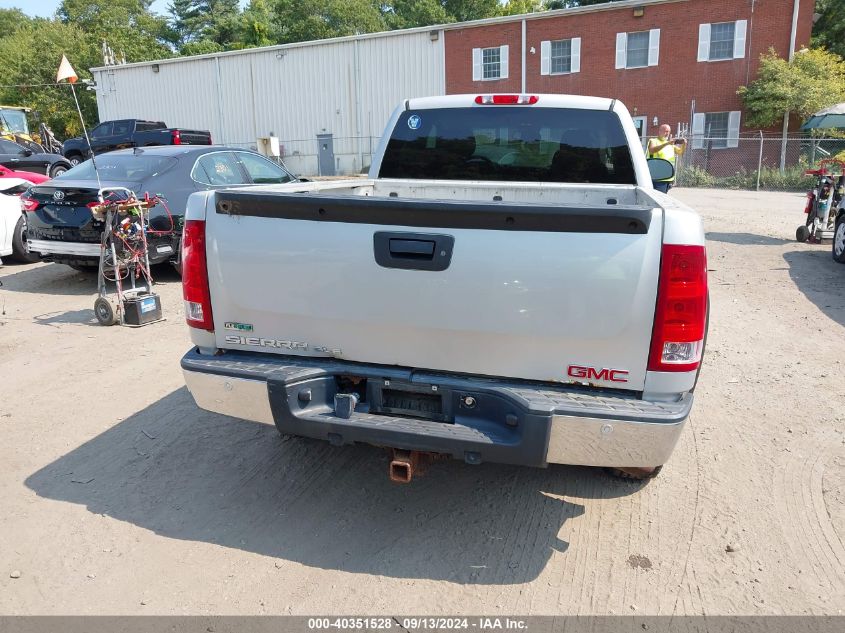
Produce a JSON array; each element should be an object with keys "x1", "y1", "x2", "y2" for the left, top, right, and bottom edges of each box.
[
  {"x1": 182, "y1": 349, "x2": 691, "y2": 469},
  {"x1": 28, "y1": 239, "x2": 100, "y2": 257}
]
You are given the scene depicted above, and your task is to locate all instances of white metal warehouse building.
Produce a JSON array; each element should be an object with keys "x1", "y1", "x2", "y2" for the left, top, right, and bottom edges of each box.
[{"x1": 91, "y1": 28, "x2": 446, "y2": 176}]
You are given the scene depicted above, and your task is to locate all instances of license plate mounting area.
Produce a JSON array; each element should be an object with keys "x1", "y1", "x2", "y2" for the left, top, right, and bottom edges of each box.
[{"x1": 368, "y1": 379, "x2": 452, "y2": 423}]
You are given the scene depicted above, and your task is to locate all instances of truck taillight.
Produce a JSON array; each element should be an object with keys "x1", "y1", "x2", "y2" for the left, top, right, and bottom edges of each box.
[
  {"x1": 647, "y1": 244, "x2": 708, "y2": 373},
  {"x1": 182, "y1": 219, "x2": 214, "y2": 331},
  {"x1": 172, "y1": 130, "x2": 182, "y2": 145}
]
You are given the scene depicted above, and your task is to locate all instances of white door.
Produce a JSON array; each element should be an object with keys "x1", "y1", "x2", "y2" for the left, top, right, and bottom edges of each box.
[
  {"x1": 632, "y1": 116, "x2": 648, "y2": 151},
  {"x1": 0, "y1": 192, "x2": 19, "y2": 257}
]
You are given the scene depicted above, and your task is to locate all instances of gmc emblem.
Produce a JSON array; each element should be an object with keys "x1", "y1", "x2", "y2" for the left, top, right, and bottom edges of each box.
[{"x1": 567, "y1": 365, "x2": 630, "y2": 383}]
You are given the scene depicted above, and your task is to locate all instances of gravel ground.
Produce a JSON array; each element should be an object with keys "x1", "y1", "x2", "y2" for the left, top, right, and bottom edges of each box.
[{"x1": 0, "y1": 188, "x2": 843, "y2": 615}]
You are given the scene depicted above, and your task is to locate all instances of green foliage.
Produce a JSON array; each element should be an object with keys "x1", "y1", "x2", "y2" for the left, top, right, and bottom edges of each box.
[
  {"x1": 58, "y1": 0, "x2": 173, "y2": 62},
  {"x1": 677, "y1": 164, "x2": 815, "y2": 191},
  {"x1": 180, "y1": 39, "x2": 225, "y2": 56},
  {"x1": 812, "y1": 0, "x2": 845, "y2": 60},
  {"x1": 382, "y1": 0, "x2": 452, "y2": 29},
  {"x1": 238, "y1": 0, "x2": 275, "y2": 47},
  {"x1": 545, "y1": 0, "x2": 624, "y2": 8},
  {"x1": 0, "y1": 8, "x2": 30, "y2": 33},
  {"x1": 756, "y1": 166, "x2": 816, "y2": 191},
  {"x1": 271, "y1": 0, "x2": 386, "y2": 44},
  {"x1": 0, "y1": 19, "x2": 99, "y2": 137},
  {"x1": 168, "y1": 0, "x2": 242, "y2": 49},
  {"x1": 499, "y1": 0, "x2": 545, "y2": 16},
  {"x1": 738, "y1": 48, "x2": 845, "y2": 129},
  {"x1": 676, "y1": 165, "x2": 715, "y2": 187},
  {"x1": 441, "y1": 0, "x2": 500, "y2": 22}
]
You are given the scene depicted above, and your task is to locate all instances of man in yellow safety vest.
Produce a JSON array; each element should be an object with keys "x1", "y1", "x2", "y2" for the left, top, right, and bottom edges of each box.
[{"x1": 647, "y1": 124, "x2": 686, "y2": 193}]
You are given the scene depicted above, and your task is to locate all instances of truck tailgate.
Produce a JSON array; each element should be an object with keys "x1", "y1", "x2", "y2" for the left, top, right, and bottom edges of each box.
[{"x1": 205, "y1": 191, "x2": 662, "y2": 391}]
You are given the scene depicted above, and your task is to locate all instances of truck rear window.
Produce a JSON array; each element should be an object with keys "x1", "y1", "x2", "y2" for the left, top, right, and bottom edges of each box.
[{"x1": 379, "y1": 107, "x2": 636, "y2": 184}]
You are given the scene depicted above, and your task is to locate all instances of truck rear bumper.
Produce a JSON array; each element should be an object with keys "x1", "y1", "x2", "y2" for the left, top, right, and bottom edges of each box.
[{"x1": 181, "y1": 349, "x2": 692, "y2": 469}]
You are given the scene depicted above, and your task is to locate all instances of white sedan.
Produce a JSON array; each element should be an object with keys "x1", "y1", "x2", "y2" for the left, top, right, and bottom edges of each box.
[{"x1": 0, "y1": 189, "x2": 24, "y2": 264}]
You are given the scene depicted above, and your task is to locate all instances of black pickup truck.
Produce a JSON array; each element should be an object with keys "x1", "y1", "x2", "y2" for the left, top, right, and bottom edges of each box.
[{"x1": 62, "y1": 119, "x2": 212, "y2": 165}]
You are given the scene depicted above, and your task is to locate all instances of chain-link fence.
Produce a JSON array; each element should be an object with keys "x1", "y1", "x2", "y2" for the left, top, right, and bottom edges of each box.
[
  {"x1": 223, "y1": 136, "x2": 381, "y2": 178},
  {"x1": 227, "y1": 133, "x2": 845, "y2": 188},
  {"x1": 675, "y1": 136, "x2": 845, "y2": 191}
]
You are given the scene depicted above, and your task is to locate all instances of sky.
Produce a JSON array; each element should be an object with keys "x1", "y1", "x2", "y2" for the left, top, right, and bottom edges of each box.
[{"x1": 0, "y1": 0, "x2": 248, "y2": 18}]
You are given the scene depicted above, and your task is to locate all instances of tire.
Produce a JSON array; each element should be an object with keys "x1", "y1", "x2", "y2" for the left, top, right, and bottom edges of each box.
[
  {"x1": 9, "y1": 215, "x2": 39, "y2": 263},
  {"x1": 796, "y1": 224, "x2": 810, "y2": 243},
  {"x1": 49, "y1": 163, "x2": 69, "y2": 178},
  {"x1": 93, "y1": 297, "x2": 117, "y2": 326},
  {"x1": 605, "y1": 465, "x2": 664, "y2": 481},
  {"x1": 66, "y1": 153, "x2": 83, "y2": 167},
  {"x1": 833, "y1": 216, "x2": 845, "y2": 264}
]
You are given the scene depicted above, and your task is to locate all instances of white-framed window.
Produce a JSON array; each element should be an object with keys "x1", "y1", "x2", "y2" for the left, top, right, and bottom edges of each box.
[
  {"x1": 691, "y1": 111, "x2": 741, "y2": 149},
  {"x1": 698, "y1": 20, "x2": 747, "y2": 62},
  {"x1": 472, "y1": 45, "x2": 509, "y2": 81},
  {"x1": 615, "y1": 29, "x2": 660, "y2": 69},
  {"x1": 540, "y1": 38, "x2": 581, "y2": 75}
]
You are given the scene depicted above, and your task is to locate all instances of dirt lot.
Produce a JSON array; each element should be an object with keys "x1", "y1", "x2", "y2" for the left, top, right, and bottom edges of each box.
[{"x1": 0, "y1": 188, "x2": 843, "y2": 615}]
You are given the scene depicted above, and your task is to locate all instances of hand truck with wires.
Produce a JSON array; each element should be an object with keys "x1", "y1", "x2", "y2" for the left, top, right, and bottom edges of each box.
[{"x1": 91, "y1": 187, "x2": 166, "y2": 327}]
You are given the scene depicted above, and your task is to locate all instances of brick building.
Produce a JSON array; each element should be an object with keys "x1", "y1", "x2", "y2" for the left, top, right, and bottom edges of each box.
[{"x1": 445, "y1": 0, "x2": 814, "y2": 148}]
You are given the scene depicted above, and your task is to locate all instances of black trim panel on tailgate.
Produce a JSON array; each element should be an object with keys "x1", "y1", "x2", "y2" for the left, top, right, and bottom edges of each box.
[{"x1": 214, "y1": 190, "x2": 652, "y2": 234}]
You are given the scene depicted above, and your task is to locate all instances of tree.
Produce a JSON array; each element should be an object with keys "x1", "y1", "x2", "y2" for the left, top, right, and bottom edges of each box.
[
  {"x1": 180, "y1": 39, "x2": 226, "y2": 56},
  {"x1": 168, "y1": 0, "x2": 243, "y2": 49},
  {"x1": 382, "y1": 0, "x2": 452, "y2": 29},
  {"x1": 499, "y1": 0, "x2": 544, "y2": 16},
  {"x1": 442, "y1": 0, "x2": 500, "y2": 22},
  {"x1": 168, "y1": 0, "x2": 201, "y2": 48},
  {"x1": 238, "y1": 0, "x2": 275, "y2": 48},
  {"x1": 545, "y1": 0, "x2": 624, "y2": 8},
  {"x1": 0, "y1": 8, "x2": 30, "y2": 34},
  {"x1": 58, "y1": 0, "x2": 172, "y2": 63},
  {"x1": 0, "y1": 18, "x2": 99, "y2": 137},
  {"x1": 738, "y1": 48, "x2": 845, "y2": 129},
  {"x1": 812, "y1": 0, "x2": 845, "y2": 59},
  {"x1": 271, "y1": 0, "x2": 386, "y2": 44}
]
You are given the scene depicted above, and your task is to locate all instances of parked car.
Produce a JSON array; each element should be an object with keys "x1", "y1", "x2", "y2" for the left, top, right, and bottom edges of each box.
[
  {"x1": 23, "y1": 145, "x2": 296, "y2": 272},
  {"x1": 0, "y1": 191, "x2": 26, "y2": 265},
  {"x1": 0, "y1": 165, "x2": 49, "y2": 187},
  {"x1": 0, "y1": 138, "x2": 71, "y2": 178},
  {"x1": 179, "y1": 93, "x2": 708, "y2": 483},
  {"x1": 834, "y1": 204, "x2": 845, "y2": 264},
  {"x1": 62, "y1": 119, "x2": 213, "y2": 165},
  {"x1": 0, "y1": 167, "x2": 45, "y2": 263}
]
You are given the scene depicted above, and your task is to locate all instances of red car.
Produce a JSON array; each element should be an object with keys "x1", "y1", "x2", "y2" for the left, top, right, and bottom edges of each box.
[{"x1": 0, "y1": 165, "x2": 49, "y2": 188}]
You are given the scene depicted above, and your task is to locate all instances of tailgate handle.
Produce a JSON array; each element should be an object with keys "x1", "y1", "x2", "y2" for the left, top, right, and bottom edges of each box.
[
  {"x1": 374, "y1": 231, "x2": 454, "y2": 272},
  {"x1": 389, "y1": 239, "x2": 435, "y2": 259}
]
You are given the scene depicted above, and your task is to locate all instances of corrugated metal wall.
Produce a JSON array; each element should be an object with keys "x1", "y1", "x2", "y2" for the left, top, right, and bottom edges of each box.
[{"x1": 93, "y1": 30, "x2": 445, "y2": 175}]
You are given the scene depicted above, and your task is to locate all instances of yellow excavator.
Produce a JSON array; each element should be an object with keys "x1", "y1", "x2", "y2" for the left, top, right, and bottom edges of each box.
[{"x1": 0, "y1": 105, "x2": 62, "y2": 153}]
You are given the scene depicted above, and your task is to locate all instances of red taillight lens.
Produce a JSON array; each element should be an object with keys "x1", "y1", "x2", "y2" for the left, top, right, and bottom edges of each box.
[
  {"x1": 182, "y1": 219, "x2": 214, "y2": 331},
  {"x1": 475, "y1": 94, "x2": 539, "y2": 105},
  {"x1": 172, "y1": 130, "x2": 182, "y2": 145},
  {"x1": 647, "y1": 244, "x2": 708, "y2": 373},
  {"x1": 21, "y1": 197, "x2": 39, "y2": 212}
]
